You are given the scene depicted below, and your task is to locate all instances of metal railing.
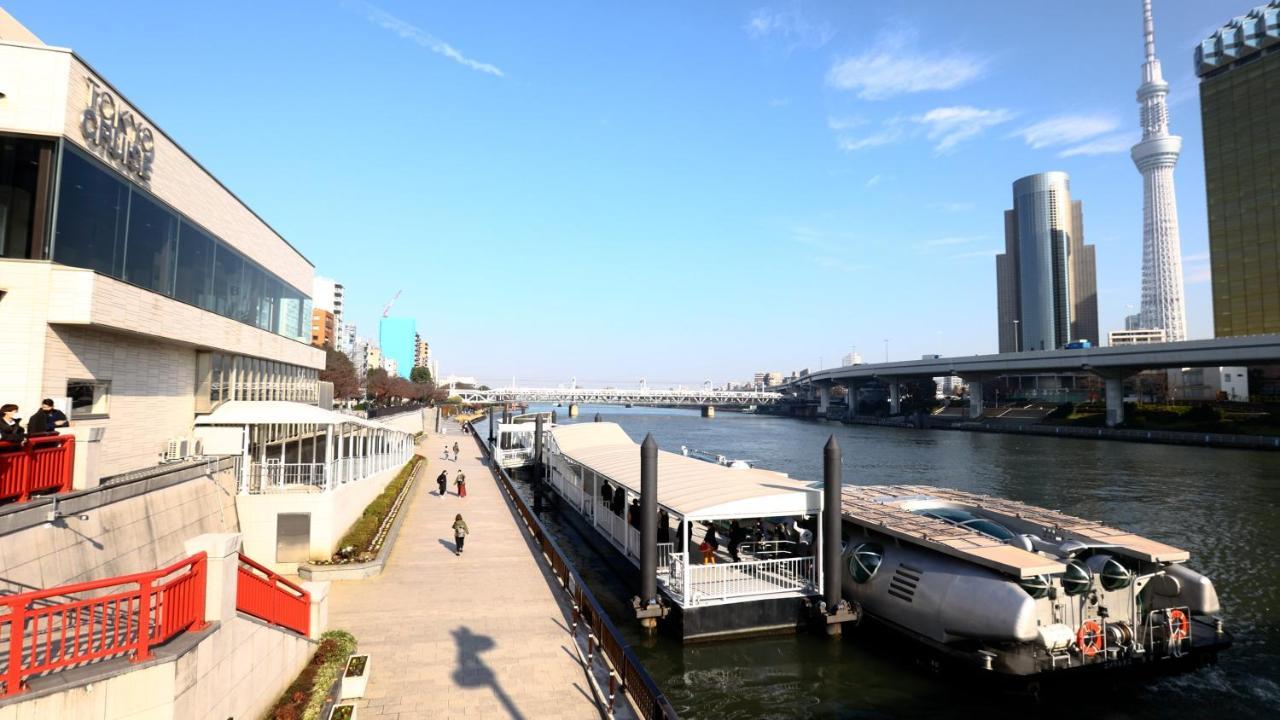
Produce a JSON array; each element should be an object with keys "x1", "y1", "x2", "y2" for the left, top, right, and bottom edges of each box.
[
  {"x1": 656, "y1": 543, "x2": 674, "y2": 570},
  {"x1": 685, "y1": 556, "x2": 816, "y2": 605},
  {"x1": 0, "y1": 552, "x2": 207, "y2": 697},
  {"x1": 235, "y1": 553, "x2": 310, "y2": 636},
  {"x1": 495, "y1": 446, "x2": 535, "y2": 468},
  {"x1": 0, "y1": 434, "x2": 76, "y2": 505},
  {"x1": 475, "y1": 434, "x2": 677, "y2": 720},
  {"x1": 243, "y1": 452, "x2": 406, "y2": 494}
]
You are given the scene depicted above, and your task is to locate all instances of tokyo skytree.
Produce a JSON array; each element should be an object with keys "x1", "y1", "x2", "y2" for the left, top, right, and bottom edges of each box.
[{"x1": 1131, "y1": 0, "x2": 1187, "y2": 341}]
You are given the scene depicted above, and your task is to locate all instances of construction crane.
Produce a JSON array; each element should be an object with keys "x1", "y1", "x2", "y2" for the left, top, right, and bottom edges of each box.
[{"x1": 381, "y1": 290, "x2": 402, "y2": 318}]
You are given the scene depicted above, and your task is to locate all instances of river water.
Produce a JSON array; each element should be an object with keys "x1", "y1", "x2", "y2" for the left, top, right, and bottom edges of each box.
[{"x1": 489, "y1": 405, "x2": 1280, "y2": 719}]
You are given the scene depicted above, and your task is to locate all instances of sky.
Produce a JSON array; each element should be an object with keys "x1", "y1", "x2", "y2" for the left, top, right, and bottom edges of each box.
[{"x1": 8, "y1": 0, "x2": 1247, "y2": 387}]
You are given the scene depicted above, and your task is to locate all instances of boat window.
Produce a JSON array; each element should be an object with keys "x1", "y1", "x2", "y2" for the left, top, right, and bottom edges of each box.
[{"x1": 913, "y1": 508, "x2": 1014, "y2": 541}]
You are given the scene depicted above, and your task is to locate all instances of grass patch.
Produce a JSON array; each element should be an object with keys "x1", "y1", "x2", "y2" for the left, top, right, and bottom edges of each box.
[
  {"x1": 331, "y1": 457, "x2": 423, "y2": 562},
  {"x1": 266, "y1": 629, "x2": 356, "y2": 720}
]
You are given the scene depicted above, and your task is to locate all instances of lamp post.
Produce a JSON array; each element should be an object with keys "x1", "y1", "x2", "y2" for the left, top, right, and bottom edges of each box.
[{"x1": 1013, "y1": 320, "x2": 1021, "y2": 353}]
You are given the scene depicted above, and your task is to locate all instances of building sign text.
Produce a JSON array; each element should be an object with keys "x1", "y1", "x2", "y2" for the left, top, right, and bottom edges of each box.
[{"x1": 81, "y1": 79, "x2": 155, "y2": 181}]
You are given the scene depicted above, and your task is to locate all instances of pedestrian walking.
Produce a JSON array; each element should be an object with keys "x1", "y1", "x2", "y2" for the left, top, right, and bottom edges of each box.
[
  {"x1": 452, "y1": 441, "x2": 460, "y2": 461},
  {"x1": 440, "y1": 445, "x2": 450, "y2": 461},
  {"x1": 455, "y1": 470, "x2": 467, "y2": 498},
  {"x1": 452, "y1": 513, "x2": 469, "y2": 556},
  {"x1": 436, "y1": 470, "x2": 448, "y2": 497}
]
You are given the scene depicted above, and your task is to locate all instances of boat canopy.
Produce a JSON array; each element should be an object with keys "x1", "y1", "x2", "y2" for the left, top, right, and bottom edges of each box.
[
  {"x1": 549, "y1": 423, "x2": 820, "y2": 521},
  {"x1": 195, "y1": 401, "x2": 397, "y2": 430}
]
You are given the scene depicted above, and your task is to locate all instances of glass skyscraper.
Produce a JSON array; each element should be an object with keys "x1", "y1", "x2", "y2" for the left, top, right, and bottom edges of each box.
[
  {"x1": 1196, "y1": 2, "x2": 1280, "y2": 337},
  {"x1": 996, "y1": 172, "x2": 1098, "y2": 353}
]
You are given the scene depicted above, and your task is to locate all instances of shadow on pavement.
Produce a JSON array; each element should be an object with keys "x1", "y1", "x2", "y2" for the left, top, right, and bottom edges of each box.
[{"x1": 451, "y1": 625, "x2": 525, "y2": 720}]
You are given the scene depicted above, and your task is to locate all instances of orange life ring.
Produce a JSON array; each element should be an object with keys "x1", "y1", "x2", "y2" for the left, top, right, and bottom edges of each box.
[
  {"x1": 1168, "y1": 609, "x2": 1189, "y2": 642},
  {"x1": 1077, "y1": 620, "x2": 1104, "y2": 656}
]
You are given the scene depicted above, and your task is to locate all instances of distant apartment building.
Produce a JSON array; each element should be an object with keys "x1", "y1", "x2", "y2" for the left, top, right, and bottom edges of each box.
[
  {"x1": 378, "y1": 317, "x2": 415, "y2": 378},
  {"x1": 414, "y1": 333, "x2": 431, "y2": 373},
  {"x1": 363, "y1": 343, "x2": 383, "y2": 375},
  {"x1": 752, "y1": 372, "x2": 766, "y2": 388},
  {"x1": 336, "y1": 321, "x2": 357, "y2": 355},
  {"x1": 312, "y1": 276, "x2": 345, "y2": 326},
  {"x1": 0, "y1": 25, "x2": 325, "y2": 480},
  {"x1": 384, "y1": 358, "x2": 398, "y2": 378},
  {"x1": 1108, "y1": 328, "x2": 1167, "y2": 346},
  {"x1": 934, "y1": 376, "x2": 965, "y2": 398},
  {"x1": 842, "y1": 352, "x2": 863, "y2": 367},
  {"x1": 310, "y1": 308, "x2": 336, "y2": 348},
  {"x1": 765, "y1": 371, "x2": 785, "y2": 387},
  {"x1": 996, "y1": 172, "x2": 1099, "y2": 352},
  {"x1": 1197, "y1": 4, "x2": 1280, "y2": 337}
]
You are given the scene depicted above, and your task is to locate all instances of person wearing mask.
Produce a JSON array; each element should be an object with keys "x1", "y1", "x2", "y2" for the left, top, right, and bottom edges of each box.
[
  {"x1": 27, "y1": 399, "x2": 68, "y2": 436},
  {"x1": 452, "y1": 513, "x2": 469, "y2": 556},
  {"x1": 454, "y1": 470, "x2": 467, "y2": 498},
  {"x1": 0, "y1": 405, "x2": 24, "y2": 445},
  {"x1": 437, "y1": 470, "x2": 448, "y2": 497}
]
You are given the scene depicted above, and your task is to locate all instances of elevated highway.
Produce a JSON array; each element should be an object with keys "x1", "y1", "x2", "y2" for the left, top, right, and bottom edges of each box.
[{"x1": 782, "y1": 333, "x2": 1280, "y2": 426}]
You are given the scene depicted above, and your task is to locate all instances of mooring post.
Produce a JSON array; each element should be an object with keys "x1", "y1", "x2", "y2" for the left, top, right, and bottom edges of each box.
[
  {"x1": 551, "y1": 410, "x2": 558, "y2": 425},
  {"x1": 535, "y1": 414, "x2": 545, "y2": 480},
  {"x1": 823, "y1": 435, "x2": 843, "y2": 632},
  {"x1": 594, "y1": 413, "x2": 602, "y2": 423},
  {"x1": 636, "y1": 433, "x2": 662, "y2": 633},
  {"x1": 487, "y1": 408, "x2": 495, "y2": 444}
]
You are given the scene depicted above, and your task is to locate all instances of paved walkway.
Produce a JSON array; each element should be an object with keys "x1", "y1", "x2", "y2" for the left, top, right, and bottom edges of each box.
[{"x1": 327, "y1": 424, "x2": 601, "y2": 720}]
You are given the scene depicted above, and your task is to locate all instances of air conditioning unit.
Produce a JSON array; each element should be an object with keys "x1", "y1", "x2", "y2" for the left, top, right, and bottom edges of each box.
[{"x1": 164, "y1": 437, "x2": 195, "y2": 463}]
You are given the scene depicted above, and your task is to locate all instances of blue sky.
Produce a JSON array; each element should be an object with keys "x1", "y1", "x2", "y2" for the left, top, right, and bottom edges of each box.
[{"x1": 10, "y1": 1, "x2": 1242, "y2": 386}]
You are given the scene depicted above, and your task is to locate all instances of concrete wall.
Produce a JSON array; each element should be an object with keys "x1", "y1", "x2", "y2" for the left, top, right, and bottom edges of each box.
[
  {"x1": 0, "y1": 463, "x2": 238, "y2": 595},
  {"x1": 236, "y1": 462, "x2": 404, "y2": 573},
  {"x1": 380, "y1": 408, "x2": 428, "y2": 435},
  {"x1": 0, "y1": 615, "x2": 314, "y2": 720}
]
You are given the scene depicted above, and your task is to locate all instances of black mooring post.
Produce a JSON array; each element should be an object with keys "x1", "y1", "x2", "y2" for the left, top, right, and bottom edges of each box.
[
  {"x1": 823, "y1": 435, "x2": 842, "y2": 609},
  {"x1": 594, "y1": 412, "x2": 602, "y2": 423},
  {"x1": 640, "y1": 434, "x2": 658, "y2": 606},
  {"x1": 487, "y1": 408, "x2": 495, "y2": 444},
  {"x1": 551, "y1": 409, "x2": 558, "y2": 424},
  {"x1": 535, "y1": 414, "x2": 545, "y2": 478}
]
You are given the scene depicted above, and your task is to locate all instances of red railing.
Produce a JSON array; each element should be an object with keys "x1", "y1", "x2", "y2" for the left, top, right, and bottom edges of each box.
[
  {"x1": 235, "y1": 553, "x2": 310, "y2": 636},
  {"x1": 0, "y1": 552, "x2": 207, "y2": 697},
  {"x1": 0, "y1": 434, "x2": 76, "y2": 505}
]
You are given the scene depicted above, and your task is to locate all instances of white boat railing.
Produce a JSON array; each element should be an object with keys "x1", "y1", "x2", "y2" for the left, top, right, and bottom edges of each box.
[
  {"x1": 657, "y1": 542, "x2": 674, "y2": 570},
  {"x1": 495, "y1": 447, "x2": 535, "y2": 467},
  {"x1": 684, "y1": 556, "x2": 816, "y2": 606}
]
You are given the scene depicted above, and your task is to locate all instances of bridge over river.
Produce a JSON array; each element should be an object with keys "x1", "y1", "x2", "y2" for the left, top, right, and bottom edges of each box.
[{"x1": 448, "y1": 386, "x2": 783, "y2": 410}]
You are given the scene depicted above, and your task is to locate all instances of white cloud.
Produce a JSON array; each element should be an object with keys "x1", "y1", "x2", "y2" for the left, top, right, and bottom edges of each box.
[
  {"x1": 835, "y1": 125, "x2": 904, "y2": 152},
  {"x1": 745, "y1": 5, "x2": 834, "y2": 49},
  {"x1": 353, "y1": 2, "x2": 504, "y2": 77},
  {"x1": 914, "y1": 106, "x2": 1014, "y2": 152},
  {"x1": 865, "y1": 174, "x2": 883, "y2": 188},
  {"x1": 826, "y1": 30, "x2": 984, "y2": 100},
  {"x1": 1016, "y1": 115, "x2": 1118, "y2": 149},
  {"x1": 826, "y1": 116, "x2": 866, "y2": 131},
  {"x1": 1058, "y1": 133, "x2": 1137, "y2": 157}
]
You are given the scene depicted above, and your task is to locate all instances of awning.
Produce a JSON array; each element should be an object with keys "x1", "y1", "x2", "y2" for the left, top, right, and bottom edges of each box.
[
  {"x1": 549, "y1": 423, "x2": 821, "y2": 520},
  {"x1": 195, "y1": 401, "x2": 402, "y2": 431}
]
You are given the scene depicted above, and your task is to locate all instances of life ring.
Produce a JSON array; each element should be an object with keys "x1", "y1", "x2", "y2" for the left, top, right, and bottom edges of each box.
[
  {"x1": 1168, "y1": 609, "x2": 1189, "y2": 642},
  {"x1": 1077, "y1": 620, "x2": 1104, "y2": 656}
]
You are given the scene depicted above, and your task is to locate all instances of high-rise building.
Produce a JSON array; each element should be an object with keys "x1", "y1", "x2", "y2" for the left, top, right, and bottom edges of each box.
[
  {"x1": 842, "y1": 352, "x2": 863, "y2": 367},
  {"x1": 1132, "y1": 0, "x2": 1188, "y2": 341},
  {"x1": 378, "y1": 317, "x2": 415, "y2": 378},
  {"x1": 1196, "y1": 1, "x2": 1280, "y2": 337},
  {"x1": 764, "y1": 371, "x2": 785, "y2": 387},
  {"x1": 414, "y1": 334, "x2": 431, "y2": 373},
  {"x1": 336, "y1": 321, "x2": 357, "y2": 355},
  {"x1": 310, "y1": 308, "x2": 335, "y2": 348},
  {"x1": 1109, "y1": 328, "x2": 1167, "y2": 346},
  {"x1": 996, "y1": 172, "x2": 1098, "y2": 352},
  {"x1": 312, "y1": 276, "x2": 345, "y2": 326}
]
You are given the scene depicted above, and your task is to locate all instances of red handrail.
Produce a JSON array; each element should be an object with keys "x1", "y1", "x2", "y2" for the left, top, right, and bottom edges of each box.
[
  {"x1": 0, "y1": 434, "x2": 76, "y2": 504},
  {"x1": 0, "y1": 552, "x2": 207, "y2": 697},
  {"x1": 235, "y1": 552, "x2": 310, "y2": 636}
]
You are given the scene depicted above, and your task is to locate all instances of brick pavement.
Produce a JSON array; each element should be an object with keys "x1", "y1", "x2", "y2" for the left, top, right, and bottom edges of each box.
[{"x1": 327, "y1": 423, "x2": 602, "y2": 720}]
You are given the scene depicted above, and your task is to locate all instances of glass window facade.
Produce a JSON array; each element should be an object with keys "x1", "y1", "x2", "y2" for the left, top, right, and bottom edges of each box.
[
  {"x1": 0, "y1": 135, "x2": 54, "y2": 260},
  {"x1": 1201, "y1": 50, "x2": 1280, "y2": 336},
  {"x1": 203, "y1": 352, "x2": 318, "y2": 405},
  {"x1": 51, "y1": 146, "x2": 311, "y2": 342}
]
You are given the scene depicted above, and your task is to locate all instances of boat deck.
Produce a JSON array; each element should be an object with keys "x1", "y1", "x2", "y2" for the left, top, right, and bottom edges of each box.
[{"x1": 842, "y1": 485, "x2": 1189, "y2": 577}]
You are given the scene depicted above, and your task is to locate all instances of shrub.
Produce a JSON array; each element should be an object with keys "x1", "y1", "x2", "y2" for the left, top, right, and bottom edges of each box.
[
  {"x1": 267, "y1": 629, "x2": 357, "y2": 720},
  {"x1": 333, "y1": 457, "x2": 422, "y2": 559}
]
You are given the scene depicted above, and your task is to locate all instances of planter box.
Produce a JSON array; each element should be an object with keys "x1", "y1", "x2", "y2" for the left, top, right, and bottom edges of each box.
[
  {"x1": 339, "y1": 654, "x2": 371, "y2": 700},
  {"x1": 329, "y1": 703, "x2": 357, "y2": 720}
]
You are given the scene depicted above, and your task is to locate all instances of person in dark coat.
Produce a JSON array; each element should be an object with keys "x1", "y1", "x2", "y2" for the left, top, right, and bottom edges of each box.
[
  {"x1": 437, "y1": 470, "x2": 448, "y2": 497},
  {"x1": 27, "y1": 399, "x2": 68, "y2": 436},
  {"x1": 728, "y1": 520, "x2": 748, "y2": 562},
  {"x1": 704, "y1": 523, "x2": 719, "y2": 558},
  {"x1": 657, "y1": 509, "x2": 671, "y2": 544},
  {"x1": 0, "y1": 404, "x2": 25, "y2": 445}
]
